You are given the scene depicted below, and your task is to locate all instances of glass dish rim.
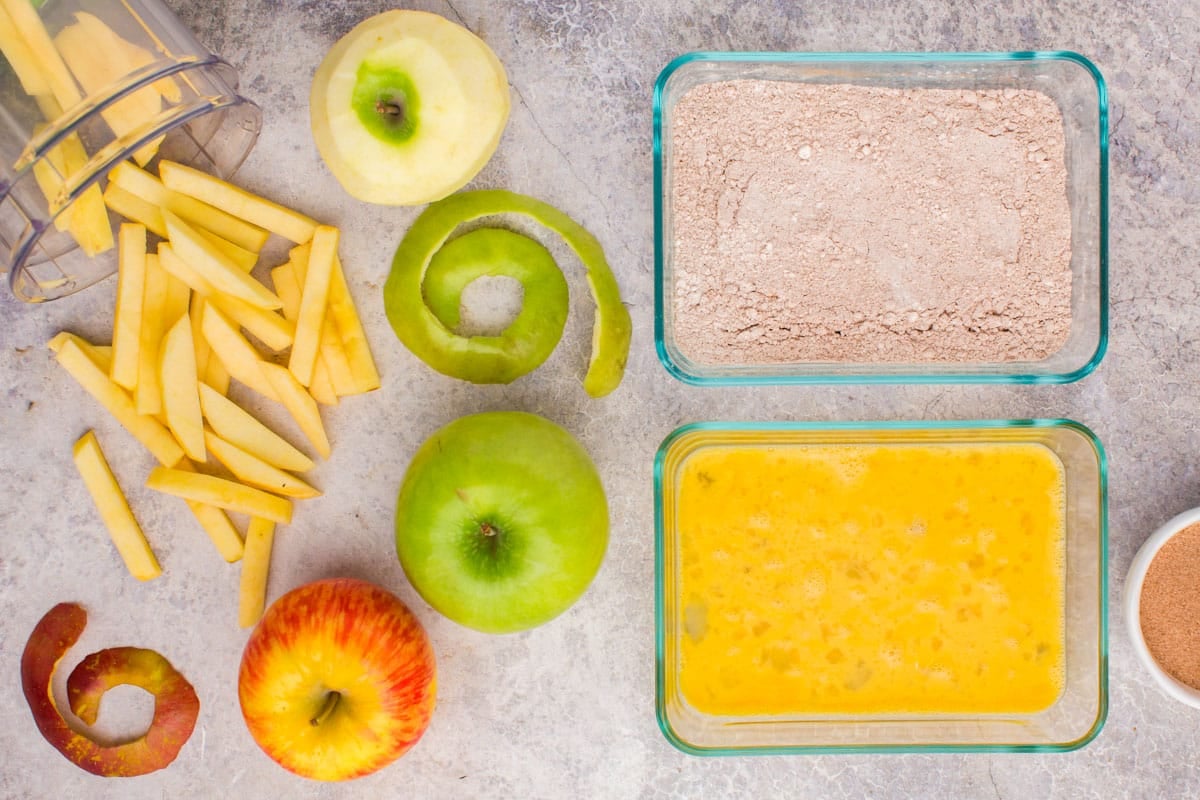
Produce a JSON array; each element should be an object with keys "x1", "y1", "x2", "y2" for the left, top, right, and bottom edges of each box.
[
  {"x1": 653, "y1": 418, "x2": 1110, "y2": 755},
  {"x1": 651, "y1": 50, "x2": 1110, "y2": 386}
]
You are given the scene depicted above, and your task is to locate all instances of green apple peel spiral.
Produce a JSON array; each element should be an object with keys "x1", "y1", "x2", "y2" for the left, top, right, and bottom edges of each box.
[{"x1": 383, "y1": 190, "x2": 632, "y2": 397}]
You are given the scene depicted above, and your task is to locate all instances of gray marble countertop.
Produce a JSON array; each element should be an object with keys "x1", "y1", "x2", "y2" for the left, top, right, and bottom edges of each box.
[{"x1": 2, "y1": 0, "x2": 1198, "y2": 797}]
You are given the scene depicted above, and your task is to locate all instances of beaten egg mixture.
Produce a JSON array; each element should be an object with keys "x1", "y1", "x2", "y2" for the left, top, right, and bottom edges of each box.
[{"x1": 676, "y1": 442, "x2": 1065, "y2": 715}]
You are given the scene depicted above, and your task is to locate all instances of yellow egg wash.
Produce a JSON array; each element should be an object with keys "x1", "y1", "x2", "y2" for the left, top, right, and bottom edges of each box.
[{"x1": 676, "y1": 442, "x2": 1065, "y2": 716}]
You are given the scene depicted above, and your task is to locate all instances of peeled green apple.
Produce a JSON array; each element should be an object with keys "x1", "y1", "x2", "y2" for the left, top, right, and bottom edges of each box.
[
  {"x1": 20, "y1": 603, "x2": 200, "y2": 777},
  {"x1": 395, "y1": 412, "x2": 609, "y2": 634},
  {"x1": 309, "y1": 10, "x2": 510, "y2": 205},
  {"x1": 238, "y1": 578, "x2": 436, "y2": 782}
]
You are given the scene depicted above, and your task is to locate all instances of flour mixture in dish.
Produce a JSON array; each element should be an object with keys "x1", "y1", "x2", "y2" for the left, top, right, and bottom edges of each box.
[{"x1": 669, "y1": 81, "x2": 1073, "y2": 364}]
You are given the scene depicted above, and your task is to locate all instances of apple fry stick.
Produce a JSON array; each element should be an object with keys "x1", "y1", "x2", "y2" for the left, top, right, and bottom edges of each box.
[
  {"x1": 288, "y1": 247, "x2": 352, "y2": 397},
  {"x1": 318, "y1": 316, "x2": 355, "y2": 396},
  {"x1": 159, "y1": 160, "x2": 318, "y2": 243},
  {"x1": 25, "y1": 98, "x2": 113, "y2": 257},
  {"x1": 106, "y1": 184, "x2": 258, "y2": 270},
  {"x1": 261, "y1": 362, "x2": 330, "y2": 459},
  {"x1": 198, "y1": 383, "x2": 314, "y2": 473},
  {"x1": 204, "y1": 354, "x2": 231, "y2": 396},
  {"x1": 108, "y1": 162, "x2": 269, "y2": 252},
  {"x1": 69, "y1": 11, "x2": 181, "y2": 104},
  {"x1": 189, "y1": 295, "x2": 232, "y2": 396},
  {"x1": 73, "y1": 431, "x2": 161, "y2": 581},
  {"x1": 180, "y1": 200, "x2": 269, "y2": 255},
  {"x1": 330, "y1": 256, "x2": 380, "y2": 393},
  {"x1": 207, "y1": 294, "x2": 294, "y2": 353},
  {"x1": 104, "y1": 185, "x2": 168, "y2": 238},
  {"x1": 289, "y1": 226, "x2": 338, "y2": 386},
  {"x1": 57, "y1": 135, "x2": 114, "y2": 257},
  {"x1": 159, "y1": 242, "x2": 218, "y2": 296},
  {"x1": 173, "y1": 460, "x2": 244, "y2": 562},
  {"x1": 197, "y1": 229, "x2": 258, "y2": 272},
  {"x1": 205, "y1": 431, "x2": 319, "y2": 499},
  {"x1": 164, "y1": 212, "x2": 280, "y2": 310},
  {"x1": 27, "y1": 105, "x2": 114, "y2": 256},
  {"x1": 160, "y1": 316, "x2": 205, "y2": 461},
  {"x1": 0, "y1": 6, "x2": 51, "y2": 95},
  {"x1": 162, "y1": 261, "x2": 191, "y2": 330},
  {"x1": 31, "y1": 132, "x2": 76, "y2": 233},
  {"x1": 200, "y1": 304, "x2": 280, "y2": 401},
  {"x1": 146, "y1": 467, "x2": 292, "y2": 524},
  {"x1": 53, "y1": 19, "x2": 163, "y2": 165},
  {"x1": 271, "y1": 261, "x2": 337, "y2": 405},
  {"x1": 110, "y1": 224, "x2": 147, "y2": 389},
  {"x1": 2, "y1": 14, "x2": 113, "y2": 258},
  {"x1": 0, "y1": 0, "x2": 82, "y2": 110},
  {"x1": 47, "y1": 333, "x2": 113, "y2": 372},
  {"x1": 135, "y1": 253, "x2": 169, "y2": 415},
  {"x1": 190, "y1": 294, "x2": 212, "y2": 378},
  {"x1": 53, "y1": 340, "x2": 185, "y2": 467},
  {"x1": 238, "y1": 517, "x2": 275, "y2": 627},
  {"x1": 186, "y1": 500, "x2": 244, "y2": 562}
]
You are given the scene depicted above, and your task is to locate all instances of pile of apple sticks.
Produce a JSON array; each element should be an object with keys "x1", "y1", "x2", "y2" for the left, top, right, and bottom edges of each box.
[{"x1": 52, "y1": 160, "x2": 379, "y2": 627}]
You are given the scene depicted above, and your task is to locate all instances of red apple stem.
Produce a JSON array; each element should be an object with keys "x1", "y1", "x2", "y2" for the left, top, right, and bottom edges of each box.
[{"x1": 310, "y1": 690, "x2": 341, "y2": 727}]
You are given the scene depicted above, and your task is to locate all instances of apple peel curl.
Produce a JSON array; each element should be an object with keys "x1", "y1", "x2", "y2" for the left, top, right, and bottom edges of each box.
[
  {"x1": 20, "y1": 603, "x2": 200, "y2": 777},
  {"x1": 384, "y1": 189, "x2": 633, "y2": 397}
]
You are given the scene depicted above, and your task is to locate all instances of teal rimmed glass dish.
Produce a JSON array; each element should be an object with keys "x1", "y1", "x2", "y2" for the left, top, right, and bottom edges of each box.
[
  {"x1": 653, "y1": 52, "x2": 1108, "y2": 384},
  {"x1": 654, "y1": 419, "x2": 1108, "y2": 754}
]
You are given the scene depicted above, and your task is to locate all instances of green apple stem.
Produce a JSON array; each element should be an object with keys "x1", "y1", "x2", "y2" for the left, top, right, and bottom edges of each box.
[
  {"x1": 479, "y1": 521, "x2": 501, "y2": 559},
  {"x1": 376, "y1": 100, "x2": 403, "y2": 118},
  {"x1": 310, "y1": 690, "x2": 341, "y2": 727}
]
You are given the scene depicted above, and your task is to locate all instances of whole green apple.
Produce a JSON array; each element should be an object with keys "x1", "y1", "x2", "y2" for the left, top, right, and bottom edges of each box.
[
  {"x1": 238, "y1": 578, "x2": 436, "y2": 781},
  {"x1": 395, "y1": 411, "x2": 608, "y2": 633}
]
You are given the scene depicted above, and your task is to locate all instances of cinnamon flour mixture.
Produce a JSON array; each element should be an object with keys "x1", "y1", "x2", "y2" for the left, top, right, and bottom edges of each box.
[{"x1": 669, "y1": 81, "x2": 1073, "y2": 364}]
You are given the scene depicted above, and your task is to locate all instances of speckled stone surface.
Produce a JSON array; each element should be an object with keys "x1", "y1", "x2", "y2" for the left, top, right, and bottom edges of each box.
[{"x1": 2, "y1": 0, "x2": 1199, "y2": 797}]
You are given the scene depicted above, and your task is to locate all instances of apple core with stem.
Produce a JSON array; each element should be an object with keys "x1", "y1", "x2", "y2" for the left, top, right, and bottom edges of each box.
[
  {"x1": 395, "y1": 411, "x2": 609, "y2": 634},
  {"x1": 309, "y1": 10, "x2": 510, "y2": 205},
  {"x1": 352, "y1": 63, "x2": 420, "y2": 143}
]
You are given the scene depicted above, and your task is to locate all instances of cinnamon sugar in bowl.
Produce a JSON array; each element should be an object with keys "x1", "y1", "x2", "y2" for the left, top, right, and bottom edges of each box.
[{"x1": 1124, "y1": 508, "x2": 1200, "y2": 709}]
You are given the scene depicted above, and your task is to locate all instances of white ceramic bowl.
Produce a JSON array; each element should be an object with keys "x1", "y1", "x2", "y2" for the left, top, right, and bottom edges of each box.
[{"x1": 1123, "y1": 507, "x2": 1200, "y2": 709}]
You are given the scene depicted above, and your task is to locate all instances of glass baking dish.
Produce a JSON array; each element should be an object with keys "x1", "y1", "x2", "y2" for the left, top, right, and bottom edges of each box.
[
  {"x1": 654, "y1": 419, "x2": 1108, "y2": 754},
  {"x1": 653, "y1": 52, "x2": 1108, "y2": 384}
]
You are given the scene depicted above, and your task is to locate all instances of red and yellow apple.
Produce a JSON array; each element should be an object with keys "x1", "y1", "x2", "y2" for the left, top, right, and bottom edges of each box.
[
  {"x1": 238, "y1": 578, "x2": 437, "y2": 781},
  {"x1": 20, "y1": 602, "x2": 200, "y2": 777}
]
